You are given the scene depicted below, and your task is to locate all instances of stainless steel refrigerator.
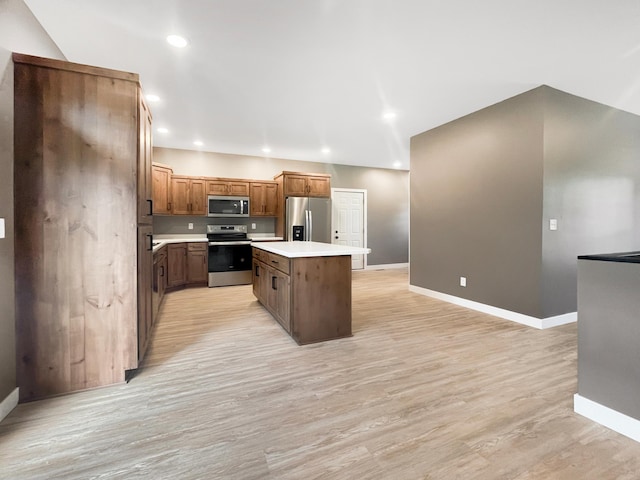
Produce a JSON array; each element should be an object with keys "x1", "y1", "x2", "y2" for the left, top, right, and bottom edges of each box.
[{"x1": 285, "y1": 196, "x2": 331, "y2": 242}]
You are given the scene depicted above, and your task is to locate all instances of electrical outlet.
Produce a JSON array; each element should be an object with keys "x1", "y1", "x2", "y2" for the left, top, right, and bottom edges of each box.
[
  {"x1": 0, "y1": 218, "x2": 4, "y2": 239},
  {"x1": 460, "y1": 276, "x2": 467, "y2": 287},
  {"x1": 188, "y1": 223, "x2": 194, "y2": 230},
  {"x1": 251, "y1": 223, "x2": 256, "y2": 230}
]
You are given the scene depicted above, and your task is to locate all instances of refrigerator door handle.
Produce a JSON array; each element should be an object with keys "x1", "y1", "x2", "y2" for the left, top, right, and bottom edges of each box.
[{"x1": 308, "y1": 210, "x2": 313, "y2": 241}]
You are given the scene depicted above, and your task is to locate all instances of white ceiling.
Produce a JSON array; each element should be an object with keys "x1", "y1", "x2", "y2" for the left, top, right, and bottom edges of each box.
[{"x1": 22, "y1": 0, "x2": 640, "y2": 170}]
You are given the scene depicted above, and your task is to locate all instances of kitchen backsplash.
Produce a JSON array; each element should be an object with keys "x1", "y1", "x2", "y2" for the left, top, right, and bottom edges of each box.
[{"x1": 153, "y1": 216, "x2": 276, "y2": 236}]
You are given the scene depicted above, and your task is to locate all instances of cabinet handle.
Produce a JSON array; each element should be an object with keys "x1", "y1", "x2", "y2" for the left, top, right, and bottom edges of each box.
[
  {"x1": 255, "y1": 265, "x2": 260, "y2": 277},
  {"x1": 147, "y1": 199, "x2": 153, "y2": 216},
  {"x1": 271, "y1": 260, "x2": 279, "y2": 265},
  {"x1": 271, "y1": 276, "x2": 277, "y2": 290},
  {"x1": 160, "y1": 265, "x2": 164, "y2": 277},
  {"x1": 147, "y1": 234, "x2": 153, "y2": 251}
]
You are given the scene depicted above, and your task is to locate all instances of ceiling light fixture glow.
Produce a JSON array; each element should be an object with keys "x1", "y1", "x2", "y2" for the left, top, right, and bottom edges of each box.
[
  {"x1": 146, "y1": 94, "x2": 161, "y2": 102},
  {"x1": 262, "y1": 147, "x2": 271, "y2": 153},
  {"x1": 383, "y1": 112, "x2": 397, "y2": 121},
  {"x1": 321, "y1": 147, "x2": 331, "y2": 154},
  {"x1": 193, "y1": 140, "x2": 204, "y2": 146},
  {"x1": 393, "y1": 160, "x2": 402, "y2": 168},
  {"x1": 166, "y1": 34, "x2": 188, "y2": 48},
  {"x1": 157, "y1": 127, "x2": 169, "y2": 134}
]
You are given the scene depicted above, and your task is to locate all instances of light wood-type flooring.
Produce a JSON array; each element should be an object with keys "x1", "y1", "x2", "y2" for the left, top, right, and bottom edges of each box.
[{"x1": 2, "y1": 268, "x2": 640, "y2": 479}]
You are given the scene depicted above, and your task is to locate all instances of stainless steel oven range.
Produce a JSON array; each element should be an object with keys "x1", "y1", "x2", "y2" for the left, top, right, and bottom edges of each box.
[{"x1": 207, "y1": 224, "x2": 252, "y2": 287}]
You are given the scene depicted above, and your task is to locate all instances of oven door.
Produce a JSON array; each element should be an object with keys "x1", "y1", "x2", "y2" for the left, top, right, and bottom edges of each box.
[{"x1": 207, "y1": 242, "x2": 253, "y2": 287}]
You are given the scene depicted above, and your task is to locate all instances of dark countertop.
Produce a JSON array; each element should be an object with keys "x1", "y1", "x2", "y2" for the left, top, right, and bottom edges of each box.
[{"x1": 578, "y1": 251, "x2": 640, "y2": 263}]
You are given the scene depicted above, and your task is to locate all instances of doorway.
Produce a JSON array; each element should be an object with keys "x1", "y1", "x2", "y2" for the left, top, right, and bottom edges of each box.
[{"x1": 331, "y1": 188, "x2": 367, "y2": 270}]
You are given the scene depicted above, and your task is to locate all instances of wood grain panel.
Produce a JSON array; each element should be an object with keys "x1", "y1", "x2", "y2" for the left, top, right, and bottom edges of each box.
[
  {"x1": 14, "y1": 56, "x2": 138, "y2": 401},
  {"x1": 290, "y1": 255, "x2": 352, "y2": 344}
]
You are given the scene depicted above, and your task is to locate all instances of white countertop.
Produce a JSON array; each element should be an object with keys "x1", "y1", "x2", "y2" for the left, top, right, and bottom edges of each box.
[
  {"x1": 252, "y1": 241, "x2": 371, "y2": 258},
  {"x1": 151, "y1": 234, "x2": 283, "y2": 252}
]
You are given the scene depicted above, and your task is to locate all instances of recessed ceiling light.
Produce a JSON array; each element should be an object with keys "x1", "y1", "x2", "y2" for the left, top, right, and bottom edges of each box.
[
  {"x1": 262, "y1": 147, "x2": 271, "y2": 153},
  {"x1": 146, "y1": 94, "x2": 161, "y2": 102},
  {"x1": 166, "y1": 34, "x2": 188, "y2": 48},
  {"x1": 321, "y1": 147, "x2": 331, "y2": 154},
  {"x1": 393, "y1": 161, "x2": 402, "y2": 168},
  {"x1": 193, "y1": 140, "x2": 204, "y2": 146},
  {"x1": 383, "y1": 112, "x2": 397, "y2": 121},
  {"x1": 157, "y1": 127, "x2": 169, "y2": 134}
]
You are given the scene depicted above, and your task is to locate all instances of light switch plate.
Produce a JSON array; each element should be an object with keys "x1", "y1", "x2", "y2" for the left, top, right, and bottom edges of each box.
[
  {"x1": 0, "y1": 218, "x2": 4, "y2": 239},
  {"x1": 251, "y1": 223, "x2": 257, "y2": 230},
  {"x1": 550, "y1": 219, "x2": 558, "y2": 231},
  {"x1": 460, "y1": 276, "x2": 466, "y2": 287},
  {"x1": 188, "y1": 223, "x2": 194, "y2": 230}
]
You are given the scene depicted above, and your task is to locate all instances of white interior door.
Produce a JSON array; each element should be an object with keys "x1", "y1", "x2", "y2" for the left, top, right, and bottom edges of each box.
[{"x1": 332, "y1": 189, "x2": 366, "y2": 270}]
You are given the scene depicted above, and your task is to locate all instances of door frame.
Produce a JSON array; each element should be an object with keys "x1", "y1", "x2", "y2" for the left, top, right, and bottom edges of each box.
[{"x1": 331, "y1": 188, "x2": 368, "y2": 270}]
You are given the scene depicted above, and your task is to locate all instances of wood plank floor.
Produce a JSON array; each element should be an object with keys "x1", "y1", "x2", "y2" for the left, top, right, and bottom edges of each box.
[{"x1": 2, "y1": 268, "x2": 640, "y2": 479}]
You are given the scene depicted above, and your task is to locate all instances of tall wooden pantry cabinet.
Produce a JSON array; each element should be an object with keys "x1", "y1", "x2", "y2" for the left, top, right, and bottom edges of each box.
[{"x1": 13, "y1": 53, "x2": 153, "y2": 401}]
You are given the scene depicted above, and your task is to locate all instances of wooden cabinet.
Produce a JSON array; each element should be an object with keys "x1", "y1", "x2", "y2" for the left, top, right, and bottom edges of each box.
[
  {"x1": 138, "y1": 226, "x2": 153, "y2": 359},
  {"x1": 276, "y1": 172, "x2": 331, "y2": 198},
  {"x1": 252, "y1": 249, "x2": 290, "y2": 333},
  {"x1": 138, "y1": 94, "x2": 153, "y2": 224},
  {"x1": 153, "y1": 245, "x2": 168, "y2": 322},
  {"x1": 152, "y1": 163, "x2": 173, "y2": 214},
  {"x1": 252, "y1": 247, "x2": 351, "y2": 345},
  {"x1": 250, "y1": 181, "x2": 278, "y2": 216},
  {"x1": 207, "y1": 178, "x2": 250, "y2": 196},
  {"x1": 13, "y1": 53, "x2": 143, "y2": 400},
  {"x1": 171, "y1": 176, "x2": 206, "y2": 215},
  {"x1": 187, "y1": 243, "x2": 208, "y2": 285},
  {"x1": 167, "y1": 243, "x2": 188, "y2": 287}
]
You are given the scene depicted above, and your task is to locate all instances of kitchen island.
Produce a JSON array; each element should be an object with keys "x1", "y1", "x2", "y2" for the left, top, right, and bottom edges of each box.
[
  {"x1": 575, "y1": 251, "x2": 640, "y2": 442},
  {"x1": 252, "y1": 241, "x2": 371, "y2": 345}
]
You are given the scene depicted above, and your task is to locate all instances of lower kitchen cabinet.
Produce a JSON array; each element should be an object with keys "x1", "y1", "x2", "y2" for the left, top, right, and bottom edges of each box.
[
  {"x1": 153, "y1": 245, "x2": 168, "y2": 321},
  {"x1": 187, "y1": 243, "x2": 208, "y2": 285},
  {"x1": 167, "y1": 243, "x2": 188, "y2": 287}
]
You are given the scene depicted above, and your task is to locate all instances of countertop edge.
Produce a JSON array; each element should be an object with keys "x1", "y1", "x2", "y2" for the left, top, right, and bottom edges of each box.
[{"x1": 252, "y1": 241, "x2": 371, "y2": 258}]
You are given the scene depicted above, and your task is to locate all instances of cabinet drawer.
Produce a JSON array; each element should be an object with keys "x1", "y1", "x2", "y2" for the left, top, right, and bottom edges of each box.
[
  {"x1": 253, "y1": 247, "x2": 265, "y2": 261},
  {"x1": 188, "y1": 242, "x2": 207, "y2": 252},
  {"x1": 266, "y1": 252, "x2": 290, "y2": 275}
]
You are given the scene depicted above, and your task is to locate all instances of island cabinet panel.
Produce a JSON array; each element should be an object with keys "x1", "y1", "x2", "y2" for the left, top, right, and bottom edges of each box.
[
  {"x1": 13, "y1": 53, "x2": 141, "y2": 401},
  {"x1": 252, "y1": 247, "x2": 351, "y2": 344},
  {"x1": 152, "y1": 163, "x2": 173, "y2": 214},
  {"x1": 290, "y1": 256, "x2": 351, "y2": 344}
]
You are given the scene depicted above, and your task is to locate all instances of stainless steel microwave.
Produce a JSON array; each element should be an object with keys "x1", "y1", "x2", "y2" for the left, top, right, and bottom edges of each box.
[{"x1": 207, "y1": 195, "x2": 250, "y2": 217}]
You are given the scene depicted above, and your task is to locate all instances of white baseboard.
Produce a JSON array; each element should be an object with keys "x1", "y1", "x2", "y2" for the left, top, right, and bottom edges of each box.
[
  {"x1": 0, "y1": 387, "x2": 18, "y2": 423},
  {"x1": 365, "y1": 263, "x2": 408, "y2": 270},
  {"x1": 574, "y1": 394, "x2": 640, "y2": 443},
  {"x1": 408, "y1": 284, "x2": 577, "y2": 329}
]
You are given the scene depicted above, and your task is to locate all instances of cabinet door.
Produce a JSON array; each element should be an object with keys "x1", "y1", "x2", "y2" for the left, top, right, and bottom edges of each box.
[
  {"x1": 152, "y1": 164, "x2": 172, "y2": 214},
  {"x1": 228, "y1": 181, "x2": 250, "y2": 196},
  {"x1": 167, "y1": 243, "x2": 187, "y2": 287},
  {"x1": 190, "y1": 179, "x2": 207, "y2": 215},
  {"x1": 137, "y1": 93, "x2": 153, "y2": 224},
  {"x1": 263, "y1": 182, "x2": 278, "y2": 216},
  {"x1": 187, "y1": 244, "x2": 208, "y2": 284},
  {"x1": 250, "y1": 183, "x2": 266, "y2": 216},
  {"x1": 283, "y1": 175, "x2": 308, "y2": 196},
  {"x1": 268, "y1": 269, "x2": 291, "y2": 332},
  {"x1": 253, "y1": 259, "x2": 269, "y2": 303},
  {"x1": 138, "y1": 225, "x2": 153, "y2": 361},
  {"x1": 171, "y1": 177, "x2": 191, "y2": 215},
  {"x1": 207, "y1": 179, "x2": 229, "y2": 195},
  {"x1": 307, "y1": 176, "x2": 331, "y2": 197}
]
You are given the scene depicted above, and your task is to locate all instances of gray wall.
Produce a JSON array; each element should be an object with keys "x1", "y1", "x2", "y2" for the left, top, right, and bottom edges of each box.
[
  {"x1": 541, "y1": 88, "x2": 640, "y2": 317},
  {"x1": 0, "y1": 0, "x2": 65, "y2": 406},
  {"x1": 153, "y1": 148, "x2": 409, "y2": 266},
  {"x1": 410, "y1": 85, "x2": 640, "y2": 319},
  {"x1": 410, "y1": 88, "x2": 545, "y2": 317}
]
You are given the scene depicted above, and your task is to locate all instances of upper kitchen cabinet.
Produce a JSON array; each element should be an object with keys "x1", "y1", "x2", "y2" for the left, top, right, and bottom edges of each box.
[
  {"x1": 138, "y1": 94, "x2": 153, "y2": 224},
  {"x1": 207, "y1": 178, "x2": 250, "y2": 196},
  {"x1": 152, "y1": 162, "x2": 173, "y2": 215},
  {"x1": 13, "y1": 53, "x2": 146, "y2": 401},
  {"x1": 171, "y1": 176, "x2": 206, "y2": 215},
  {"x1": 250, "y1": 181, "x2": 278, "y2": 216},
  {"x1": 276, "y1": 171, "x2": 331, "y2": 198}
]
